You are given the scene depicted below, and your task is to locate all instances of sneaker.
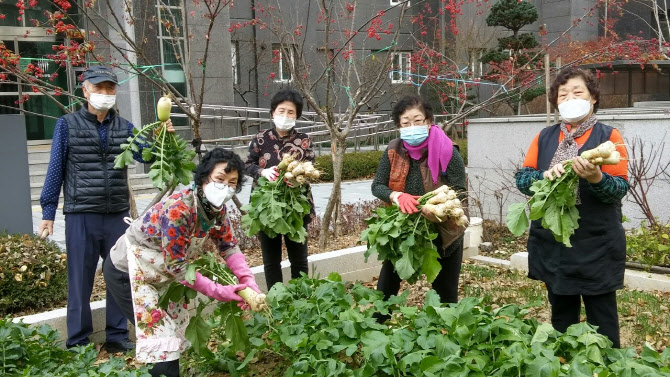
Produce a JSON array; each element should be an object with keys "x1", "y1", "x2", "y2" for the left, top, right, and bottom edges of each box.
[{"x1": 102, "y1": 339, "x2": 135, "y2": 353}]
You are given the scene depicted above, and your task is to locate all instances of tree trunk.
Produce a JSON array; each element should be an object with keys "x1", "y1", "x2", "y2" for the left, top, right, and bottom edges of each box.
[
  {"x1": 334, "y1": 196, "x2": 343, "y2": 237},
  {"x1": 127, "y1": 173, "x2": 139, "y2": 219},
  {"x1": 331, "y1": 141, "x2": 343, "y2": 237},
  {"x1": 318, "y1": 136, "x2": 346, "y2": 248},
  {"x1": 192, "y1": 118, "x2": 201, "y2": 140}
]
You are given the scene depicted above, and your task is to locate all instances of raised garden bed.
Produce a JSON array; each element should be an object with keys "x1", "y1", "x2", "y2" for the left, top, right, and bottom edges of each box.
[{"x1": 179, "y1": 266, "x2": 670, "y2": 377}]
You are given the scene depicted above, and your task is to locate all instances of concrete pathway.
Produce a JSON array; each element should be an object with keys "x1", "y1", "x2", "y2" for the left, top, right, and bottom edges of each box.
[{"x1": 31, "y1": 179, "x2": 378, "y2": 251}]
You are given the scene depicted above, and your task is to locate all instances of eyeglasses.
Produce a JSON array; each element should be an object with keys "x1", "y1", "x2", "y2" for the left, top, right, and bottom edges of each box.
[
  {"x1": 400, "y1": 120, "x2": 426, "y2": 127},
  {"x1": 209, "y1": 180, "x2": 236, "y2": 190}
]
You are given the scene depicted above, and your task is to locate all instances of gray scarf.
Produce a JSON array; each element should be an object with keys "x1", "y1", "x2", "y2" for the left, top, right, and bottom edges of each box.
[
  {"x1": 548, "y1": 115, "x2": 597, "y2": 204},
  {"x1": 549, "y1": 115, "x2": 598, "y2": 168}
]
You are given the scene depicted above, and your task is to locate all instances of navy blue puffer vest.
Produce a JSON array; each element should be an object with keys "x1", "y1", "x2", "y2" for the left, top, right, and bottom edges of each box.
[{"x1": 62, "y1": 106, "x2": 130, "y2": 213}]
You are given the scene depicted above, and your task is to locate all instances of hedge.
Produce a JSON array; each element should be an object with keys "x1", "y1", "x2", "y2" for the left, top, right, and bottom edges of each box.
[
  {"x1": 454, "y1": 138, "x2": 468, "y2": 166},
  {"x1": 315, "y1": 150, "x2": 384, "y2": 181},
  {"x1": 314, "y1": 139, "x2": 467, "y2": 183}
]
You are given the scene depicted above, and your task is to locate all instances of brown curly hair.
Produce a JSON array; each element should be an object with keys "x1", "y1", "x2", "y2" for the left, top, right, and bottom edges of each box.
[{"x1": 548, "y1": 67, "x2": 600, "y2": 113}]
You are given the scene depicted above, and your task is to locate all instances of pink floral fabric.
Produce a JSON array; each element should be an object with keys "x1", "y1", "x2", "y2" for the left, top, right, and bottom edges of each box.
[
  {"x1": 124, "y1": 186, "x2": 239, "y2": 363},
  {"x1": 137, "y1": 185, "x2": 237, "y2": 279}
]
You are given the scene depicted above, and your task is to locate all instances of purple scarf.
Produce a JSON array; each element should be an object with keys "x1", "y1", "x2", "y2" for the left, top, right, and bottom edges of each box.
[{"x1": 403, "y1": 124, "x2": 454, "y2": 185}]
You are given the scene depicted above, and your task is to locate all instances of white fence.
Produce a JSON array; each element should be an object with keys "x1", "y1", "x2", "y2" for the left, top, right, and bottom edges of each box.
[{"x1": 172, "y1": 103, "x2": 454, "y2": 156}]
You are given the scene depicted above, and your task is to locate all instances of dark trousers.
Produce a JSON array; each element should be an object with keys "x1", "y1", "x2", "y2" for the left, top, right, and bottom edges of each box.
[
  {"x1": 104, "y1": 257, "x2": 180, "y2": 377},
  {"x1": 377, "y1": 245, "x2": 464, "y2": 304},
  {"x1": 546, "y1": 288, "x2": 620, "y2": 348},
  {"x1": 64, "y1": 212, "x2": 129, "y2": 347},
  {"x1": 259, "y1": 231, "x2": 308, "y2": 291}
]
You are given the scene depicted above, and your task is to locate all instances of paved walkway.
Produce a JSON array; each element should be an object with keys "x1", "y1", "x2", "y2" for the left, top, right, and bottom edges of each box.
[{"x1": 31, "y1": 179, "x2": 377, "y2": 251}]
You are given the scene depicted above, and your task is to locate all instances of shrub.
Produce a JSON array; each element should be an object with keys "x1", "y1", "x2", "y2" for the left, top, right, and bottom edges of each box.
[
  {"x1": 315, "y1": 150, "x2": 384, "y2": 181},
  {"x1": 626, "y1": 221, "x2": 670, "y2": 269},
  {"x1": 0, "y1": 234, "x2": 68, "y2": 315},
  {"x1": 0, "y1": 318, "x2": 151, "y2": 376},
  {"x1": 454, "y1": 138, "x2": 467, "y2": 166}
]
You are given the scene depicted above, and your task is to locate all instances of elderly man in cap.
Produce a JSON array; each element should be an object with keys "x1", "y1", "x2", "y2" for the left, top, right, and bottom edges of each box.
[{"x1": 39, "y1": 66, "x2": 174, "y2": 352}]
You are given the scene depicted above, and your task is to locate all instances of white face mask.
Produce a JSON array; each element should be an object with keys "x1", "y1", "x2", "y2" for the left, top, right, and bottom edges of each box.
[
  {"x1": 273, "y1": 115, "x2": 296, "y2": 131},
  {"x1": 558, "y1": 98, "x2": 592, "y2": 123},
  {"x1": 203, "y1": 182, "x2": 236, "y2": 209},
  {"x1": 88, "y1": 92, "x2": 116, "y2": 111}
]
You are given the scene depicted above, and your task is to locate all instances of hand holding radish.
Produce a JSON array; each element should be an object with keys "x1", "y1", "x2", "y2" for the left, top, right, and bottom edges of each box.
[
  {"x1": 39, "y1": 220, "x2": 53, "y2": 239},
  {"x1": 507, "y1": 140, "x2": 626, "y2": 247},
  {"x1": 421, "y1": 206, "x2": 441, "y2": 223},
  {"x1": 278, "y1": 155, "x2": 321, "y2": 187},
  {"x1": 571, "y1": 156, "x2": 602, "y2": 183},
  {"x1": 114, "y1": 94, "x2": 196, "y2": 190},
  {"x1": 421, "y1": 186, "x2": 469, "y2": 227},
  {"x1": 242, "y1": 154, "x2": 318, "y2": 244},
  {"x1": 261, "y1": 166, "x2": 280, "y2": 181},
  {"x1": 361, "y1": 185, "x2": 468, "y2": 284},
  {"x1": 543, "y1": 162, "x2": 566, "y2": 181},
  {"x1": 164, "y1": 119, "x2": 175, "y2": 133},
  {"x1": 392, "y1": 192, "x2": 421, "y2": 214}
]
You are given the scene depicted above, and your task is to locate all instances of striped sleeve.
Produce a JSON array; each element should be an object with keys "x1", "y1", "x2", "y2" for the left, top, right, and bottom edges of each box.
[
  {"x1": 589, "y1": 173, "x2": 629, "y2": 203},
  {"x1": 515, "y1": 167, "x2": 543, "y2": 197}
]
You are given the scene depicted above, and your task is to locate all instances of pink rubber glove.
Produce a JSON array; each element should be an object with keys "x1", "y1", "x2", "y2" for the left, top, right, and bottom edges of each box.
[
  {"x1": 225, "y1": 253, "x2": 262, "y2": 293},
  {"x1": 392, "y1": 192, "x2": 421, "y2": 214},
  {"x1": 181, "y1": 271, "x2": 247, "y2": 303}
]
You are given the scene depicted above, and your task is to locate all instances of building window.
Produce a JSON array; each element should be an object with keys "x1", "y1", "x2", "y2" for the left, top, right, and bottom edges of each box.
[
  {"x1": 272, "y1": 43, "x2": 295, "y2": 83},
  {"x1": 157, "y1": 0, "x2": 187, "y2": 96},
  {"x1": 469, "y1": 49, "x2": 484, "y2": 77},
  {"x1": 231, "y1": 41, "x2": 239, "y2": 85},
  {"x1": 660, "y1": 10, "x2": 670, "y2": 42},
  {"x1": 391, "y1": 52, "x2": 412, "y2": 84}
]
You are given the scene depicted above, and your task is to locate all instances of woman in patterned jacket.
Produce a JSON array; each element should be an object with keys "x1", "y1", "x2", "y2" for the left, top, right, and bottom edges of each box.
[
  {"x1": 245, "y1": 88, "x2": 315, "y2": 291},
  {"x1": 103, "y1": 148, "x2": 262, "y2": 377}
]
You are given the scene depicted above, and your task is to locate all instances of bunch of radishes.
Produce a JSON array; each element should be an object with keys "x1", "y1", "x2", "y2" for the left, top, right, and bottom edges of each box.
[
  {"x1": 277, "y1": 154, "x2": 321, "y2": 187},
  {"x1": 506, "y1": 140, "x2": 627, "y2": 247},
  {"x1": 421, "y1": 185, "x2": 469, "y2": 228},
  {"x1": 580, "y1": 141, "x2": 621, "y2": 165}
]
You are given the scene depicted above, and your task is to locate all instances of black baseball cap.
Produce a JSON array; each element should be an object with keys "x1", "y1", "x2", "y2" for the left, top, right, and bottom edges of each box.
[{"x1": 83, "y1": 66, "x2": 118, "y2": 85}]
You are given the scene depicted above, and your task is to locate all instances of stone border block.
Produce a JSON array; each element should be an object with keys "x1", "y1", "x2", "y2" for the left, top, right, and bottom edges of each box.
[
  {"x1": 510, "y1": 252, "x2": 529, "y2": 271},
  {"x1": 624, "y1": 269, "x2": 670, "y2": 292},
  {"x1": 469, "y1": 255, "x2": 511, "y2": 268}
]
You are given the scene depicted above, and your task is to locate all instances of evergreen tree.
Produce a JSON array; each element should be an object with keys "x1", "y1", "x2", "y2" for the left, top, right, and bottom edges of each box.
[{"x1": 481, "y1": 0, "x2": 544, "y2": 114}]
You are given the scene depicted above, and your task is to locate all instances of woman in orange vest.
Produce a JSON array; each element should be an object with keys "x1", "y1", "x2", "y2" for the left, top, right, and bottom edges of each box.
[{"x1": 371, "y1": 95, "x2": 467, "y2": 314}]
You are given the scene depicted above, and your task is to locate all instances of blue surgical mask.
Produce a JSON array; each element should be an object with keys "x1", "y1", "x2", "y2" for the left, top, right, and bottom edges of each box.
[{"x1": 400, "y1": 125, "x2": 429, "y2": 146}]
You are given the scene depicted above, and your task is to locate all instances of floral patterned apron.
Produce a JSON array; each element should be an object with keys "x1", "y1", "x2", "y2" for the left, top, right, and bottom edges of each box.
[{"x1": 125, "y1": 190, "x2": 209, "y2": 363}]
